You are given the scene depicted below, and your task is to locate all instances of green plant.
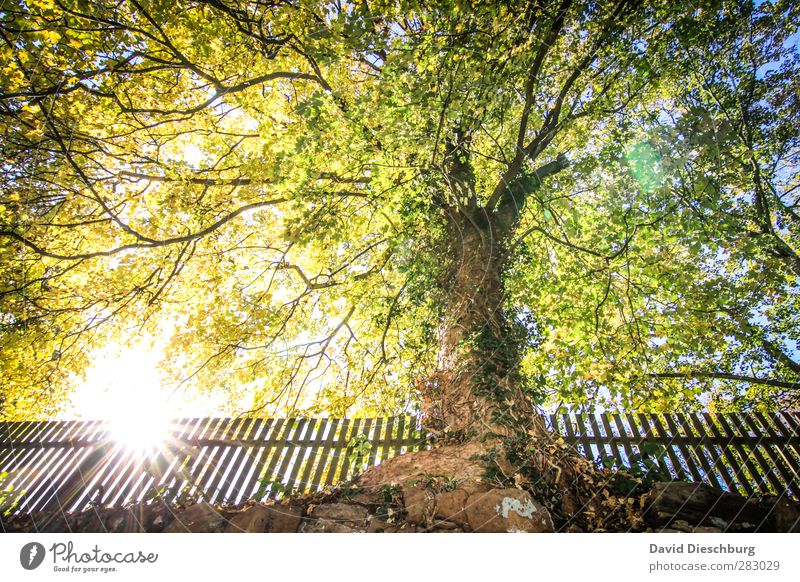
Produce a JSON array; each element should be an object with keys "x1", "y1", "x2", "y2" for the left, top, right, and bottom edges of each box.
[
  {"x1": 254, "y1": 477, "x2": 297, "y2": 500},
  {"x1": 606, "y1": 442, "x2": 672, "y2": 495},
  {"x1": 375, "y1": 483, "x2": 403, "y2": 522},
  {"x1": 144, "y1": 482, "x2": 195, "y2": 505},
  {"x1": 0, "y1": 472, "x2": 24, "y2": 517},
  {"x1": 338, "y1": 482, "x2": 363, "y2": 502},
  {"x1": 408, "y1": 471, "x2": 459, "y2": 493},
  {"x1": 347, "y1": 433, "x2": 373, "y2": 472}
]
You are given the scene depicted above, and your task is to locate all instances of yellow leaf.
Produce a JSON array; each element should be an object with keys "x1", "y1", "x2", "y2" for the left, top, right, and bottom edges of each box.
[{"x1": 42, "y1": 30, "x2": 61, "y2": 44}]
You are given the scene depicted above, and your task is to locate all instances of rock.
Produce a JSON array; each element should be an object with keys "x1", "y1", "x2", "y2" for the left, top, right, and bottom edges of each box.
[
  {"x1": 402, "y1": 484, "x2": 435, "y2": 527},
  {"x1": 9, "y1": 503, "x2": 177, "y2": 534},
  {"x1": 431, "y1": 520, "x2": 461, "y2": 531},
  {"x1": 267, "y1": 505, "x2": 304, "y2": 533},
  {"x1": 458, "y1": 480, "x2": 492, "y2": 496},
  {"x1": 560, "y1": 493, "x2": 579, "y2": 518},
  {"x1": 350, "y1": 491, "x2": 381, "y2": 508},
  {"x1": 693, "y1": 525, "x2": 723, "y2": 533},
  {"x1": 644, "y1": 481, "x2": 800, "y2": 533},
  {"x1": 668, "y1": 519, "x2": 694, "y2": 533},
  {"x1": 71, "y1": 509, "x2": 113, "y2": 533},
  {"x1": 114, "y1": 505, "x2": 154, "y2": 532},
  {"x1": 301, "y1": 519, "x2": 363, "y2": 533},
  {"x1": 770, "y1": 499, "x2": 800, "y2": 533},
  {"x1": 225, "y1": 504, "x2": 303, "y2": 533},
  {"x1": 663, "y1": 519, "x2": 721, "y2": 533},
  {"x1": 147, "y1": 504, "x2": 175, "y2": 532},
  {"x1": 164, "y1": 502, "x2": 226, "y2": 533},
  {"x1": 464, "y1": 488, "x2": 554, "y2": 533},
  {"x1": 357, "y1": 441, "x2": 489, "y2": 490},
  {"x1": 95, "y1": 509, "x2": 131, "y2": 533},
  {"x1": 124, "y1": 502, "x2": 174, "y2": 532},
  {"x1": 310, "y1": 503, "x2": 368, "y2": 526},
  {"x1": 36, "y1": 513, "x2": 70, "y2": 533},
  {"x1": 433, "y1": 488, "x2": 468, "y2": 527},
  {"x1": 226, "y1": 506, "x2": 270, "y2": 533},
  {"x1": 367, "y1": 518, "x2": 393, "y2": 532}
]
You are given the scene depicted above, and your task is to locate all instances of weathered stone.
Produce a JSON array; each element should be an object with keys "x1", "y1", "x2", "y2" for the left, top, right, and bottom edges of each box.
[
  {"x1": 662, "y1": 519, "x2": 721, "y2": 533},
  {"x1": 105, "y1": 512, "x2": 129, "y2": 532},
  {"x1": 464, "y1": 488, "x2": 554, "y2": 533},
  {"x1": 431, "y1": 520, "x2": 461, "y2": 531},
  {"x1": 357, "y1": 441, "x2": 489, "y2": 489},
  {"x1": 268, "y1": 505, "x2": 304, "y2": 533},
  {"x1": 225, "y1": 504, "x2": 303, "y2": 533},
  {"x1": 309, "y1": 503, "x2": 368, "y2": 526},
  {"x1": 560, "y1": 493, "x2": 579, "y2": 518},
  {"x1": 402, "y1": 484, "x2": 435, "y2": 527},
  {"x1": 433, "y1": 488, "x2": 469, "y2": 526},
  {"x1": 458, "y1": 480, "x2": 491, "y2": 496},
  {"x1": 126, "y1": 502, "x2": 174, "y2": 532},
  {"x1": 668, "y1": 519, "x2": 695, "y2": 533},
  {"x1": 146, "y1": 505, "x2": 175, "y2": 533},
  {"x1": 301, "y1": 519, "x2": 363, "y2": 533},
  {"x1": 36, "y1": 513, "x2": 70, "y2": 533},
  {"x1": 367, "y1": 518, "x2": 392, "y2": 532},
  {"x1": 770, "y1": 499, "x2": 800, "y2": 533},
  {"x1": 6, "y1": 503, "x2": 176, "y2": 532},
  {"x1": 164, "y1": 502, "x2": 226, "y2": 533},
  {"x1": 645, "y1": 481, "x2": 800, "y2": 532},
  {"x1": 655, "y1": 522, "x2": 722, "y2": 534},
  {"x1": 226, "y1": 506, "x2": 270, "y2": 533},
  {"x1": 349, "y1": 490, "x2": 382, "y2": 507},
  {"x1": 693, "y1": 525, "x2": 723, "y2": 533}
]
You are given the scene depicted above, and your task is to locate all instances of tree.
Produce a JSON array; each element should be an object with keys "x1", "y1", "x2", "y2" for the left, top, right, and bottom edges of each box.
[
  {"x1": 1, "y1": 0, "x2": 798, "y2": 527},
  {"x1": 636, "y1": 3, "x2": 800, "y2": 410}
]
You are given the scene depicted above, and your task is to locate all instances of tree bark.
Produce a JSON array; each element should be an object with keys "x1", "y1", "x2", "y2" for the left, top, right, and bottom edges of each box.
[
  {"x1": 417, "y1": 155, "x2": 569, "y2": 439},
  {"x1": 419, "y1": 208, "x2": 542, "y2": 439}
]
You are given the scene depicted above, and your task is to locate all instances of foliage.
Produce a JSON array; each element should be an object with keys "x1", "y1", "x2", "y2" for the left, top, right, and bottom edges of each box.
[
  {"x1": 0, "y1": 0, "x2": 798, "y2": 421},
  {"x1": 408, "y1": 471, "x2": 459, "y2": 493},
  {"x1": 603, "y1": 443, "x2": 672, "y2": 495},
  {"x1": 0, "y1": 472, "x2": 24, "y2": 517},
  {"x1": 336, "y1": 482, "x2": 363, "y2": 502},
  {"x1": 346, "y1": 432, "x2": 373, "y2": 471},
  {"x1": 375, "y1": 483, "x2": 403, "y2": 522},
  {"x1": 144, "y1": 482, "x2": 196, "y2": 506},
  {"x1": 254, "y1": 477, "x2": 297, "y2": 500}
]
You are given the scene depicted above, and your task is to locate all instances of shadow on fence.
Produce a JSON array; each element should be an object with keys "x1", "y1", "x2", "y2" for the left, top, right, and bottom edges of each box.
[{"x1": 0, "y1": 412, "x2": 797, "y2": 516}]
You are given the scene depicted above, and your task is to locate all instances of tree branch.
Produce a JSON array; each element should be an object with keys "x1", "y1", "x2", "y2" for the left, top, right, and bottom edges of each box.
[
  {"x1": 493, "y1": 153, "x2": 570, "y2": 232},
  {"x1": 0, "y1": 198, "x2": 285, "y2": 260},
  {"x1": 648, "y1": 372, "x2": 800, "y2": 391}
]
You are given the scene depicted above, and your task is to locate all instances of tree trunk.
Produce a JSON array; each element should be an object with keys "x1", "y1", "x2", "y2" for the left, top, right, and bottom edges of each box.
[{"x1": 419, "y1": 209, "x2": 543, "y2": 439}]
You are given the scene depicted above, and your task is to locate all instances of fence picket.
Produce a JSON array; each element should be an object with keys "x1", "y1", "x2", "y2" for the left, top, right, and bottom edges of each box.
[
  {"x1": 310, "y1": 418, "x2": 340, "y2": 491},
  {"x1": 727, "y1": 413, "x2": 784, "y2": 494},
  {"x1": 743, "y1": 414, "x2": 797, "y2": 492},
  {"x1": 225, "y1": 418, "x2": 270, "y2": 503},
  {"x1": 715, "y1": 414, "x2": 766, "y2": 496},
  {"x1": 1, "y1": 412, "x2": 798, "y2": 515}
]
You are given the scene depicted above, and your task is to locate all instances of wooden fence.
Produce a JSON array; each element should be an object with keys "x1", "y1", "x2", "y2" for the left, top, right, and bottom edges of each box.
[
  {"x1": 0, "y1": 416, "x2": 423, "y2": 516},
  {"x1": 0, "y1": 412, "x2": 798, "y2": 516},
  {"x1": 553, "y1": 411, "x2": 800, "y2": 500}
]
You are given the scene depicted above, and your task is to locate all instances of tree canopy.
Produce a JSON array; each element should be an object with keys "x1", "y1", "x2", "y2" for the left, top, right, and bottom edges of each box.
[{"x1": 1, "y1": 0, "x2": 798, "y2": 422}]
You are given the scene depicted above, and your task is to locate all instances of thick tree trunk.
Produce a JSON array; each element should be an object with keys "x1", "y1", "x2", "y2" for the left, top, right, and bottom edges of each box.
[{"x1": 419, "y1": 209, "x2": 542, "y2": 439}]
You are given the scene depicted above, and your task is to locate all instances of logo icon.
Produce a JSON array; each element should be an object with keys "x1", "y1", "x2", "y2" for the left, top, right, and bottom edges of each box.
[{"x1": 20, "y1": 542, "x2": 46, "y2": 570}]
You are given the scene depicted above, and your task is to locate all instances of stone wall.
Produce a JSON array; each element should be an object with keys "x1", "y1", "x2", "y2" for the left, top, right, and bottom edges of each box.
[{"x1": 3, "y1": 481, "x2": 798, "y2": 533}]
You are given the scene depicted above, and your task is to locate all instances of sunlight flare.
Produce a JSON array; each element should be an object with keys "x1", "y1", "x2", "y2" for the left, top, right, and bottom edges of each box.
[{"x1": 68, "y1": 341, "x2": 177, "y2": 451}]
